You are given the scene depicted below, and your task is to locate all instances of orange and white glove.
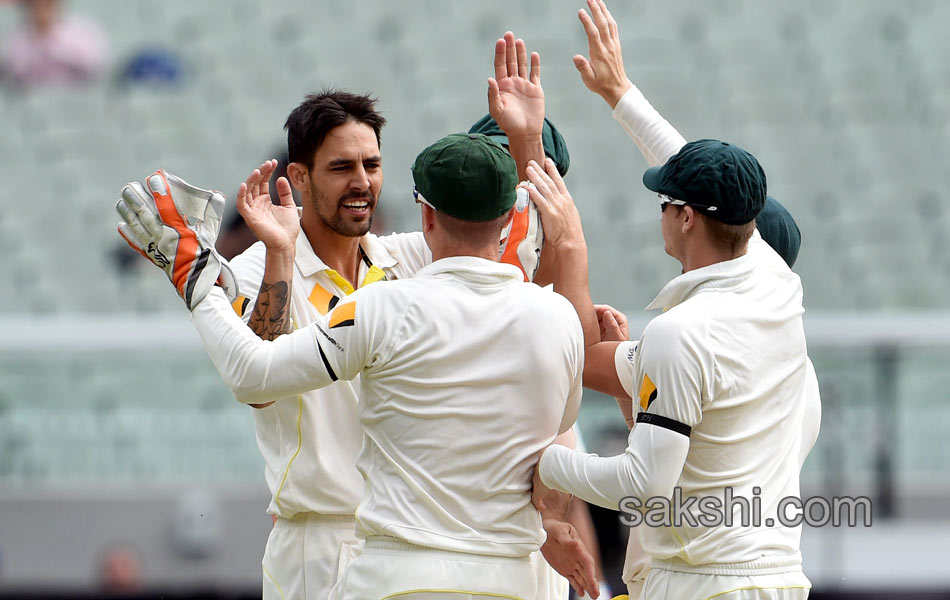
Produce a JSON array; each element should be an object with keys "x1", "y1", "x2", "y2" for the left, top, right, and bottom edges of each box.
[
  {"x1": 116, "y1": 169, "x2": 238, "y2": 310},
  {"x1": 499, "y1": 182, "x2": 544, "y2": 281}
]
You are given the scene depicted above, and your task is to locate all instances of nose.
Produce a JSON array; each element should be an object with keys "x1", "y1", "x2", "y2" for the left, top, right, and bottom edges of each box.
[{"x1": 351, "y1": 164, "x2": 371, "y2": 192}]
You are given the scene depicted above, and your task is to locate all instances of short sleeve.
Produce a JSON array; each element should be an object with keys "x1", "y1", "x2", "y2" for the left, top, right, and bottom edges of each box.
[
  {"x1": 633, "y1": 314, "x2": 709, "y2": 436},
  {"x1": 614, "y1": 340, "x2": 639, "y2": 399}
]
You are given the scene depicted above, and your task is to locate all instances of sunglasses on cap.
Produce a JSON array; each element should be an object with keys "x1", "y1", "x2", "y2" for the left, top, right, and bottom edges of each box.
[
  {"x1": 412, "y1": 185, "x2": 436, "y2": 210},
  {"x1": 658, "y1": 193, "x2": 718, "y2": 213}
]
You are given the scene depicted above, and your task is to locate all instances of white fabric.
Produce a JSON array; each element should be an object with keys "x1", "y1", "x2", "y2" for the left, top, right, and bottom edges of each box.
[
  {"x1": 193, "y1": 256, "x2": 584, "y2": 557},
  {"x1": 641, "y1": 565, "x2": 810, "y2": 599},
  {"x1": 539, "y1": 241, "x2": 817, "y2": 569},
  {"x1": 330, "y1": 538, "x2": 537, "y2": 600},
  {"x1": 596, "y1": 83, "x2": 819, "y2": 579},
  {"x1": 530, "y1": 550, "x2": 569, "y2": 600},
  {"x1": 228, "y1": 230, "x2": 430, "y2": 519},
  {"x1": 614, "y1": 341, "x2": 639, "y2": 400},
  {"x1": 611, "y1": 86, "x2": 687, "y2": 167},
  {"x1": 261, "y1": 514, "x2": 362, "y2": 600}
]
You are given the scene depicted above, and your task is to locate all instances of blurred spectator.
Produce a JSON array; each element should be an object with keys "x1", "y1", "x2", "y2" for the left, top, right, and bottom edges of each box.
[
  {"x1": 98, "y1": 543, "x2": 143, "y2": 595},
  {"x1": 1, "y1": 0, "x2": 108, "y2": 88},
  {"x1": 119, "y1": 47, "x2": 184, "y2": 88}
]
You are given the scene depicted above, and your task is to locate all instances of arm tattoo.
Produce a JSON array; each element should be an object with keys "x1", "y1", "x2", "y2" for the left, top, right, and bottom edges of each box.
[{"x1": 248, "y1": 280, "x2": 291, "y2": 341}]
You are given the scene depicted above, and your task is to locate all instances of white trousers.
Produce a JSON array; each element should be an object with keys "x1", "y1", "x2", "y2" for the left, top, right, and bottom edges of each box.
[
  {"x1": 640, "y1": 566, "x2": 810, "y2": 600},
  {"x1": 262, "y1": 513, "x2": 363, "y2": 600},
  {"x1": 330, "y1": 537, "x2": 538, "y2": 600},
  {"x1": 530, "y1": 550, "x2": 569, "y2": 600}
]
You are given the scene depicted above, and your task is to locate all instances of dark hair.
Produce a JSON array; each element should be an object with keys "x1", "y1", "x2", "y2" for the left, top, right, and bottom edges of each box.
[{"x1": 284, "y1": 89, "x2": 386, "y2": 167}]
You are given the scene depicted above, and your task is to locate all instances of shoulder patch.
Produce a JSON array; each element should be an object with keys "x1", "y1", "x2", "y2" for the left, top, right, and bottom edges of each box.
[
  {"x1": 638, "y1": 373, "x2": 657, "y2": 411},
  {"x1": 328, "y1": 301, "x2": 356, "y2": 328},
  {"x1": 309, "y1": 283, "x2": 341, "y2": 316},
  {"x1": 232, "y1": 295, "x2": 250, "y2": 317}
]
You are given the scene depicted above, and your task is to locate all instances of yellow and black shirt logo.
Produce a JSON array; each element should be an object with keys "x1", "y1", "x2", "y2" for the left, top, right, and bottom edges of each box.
[
  {"x1": 638, "y1": 373, "x2": 657, "y2": 411},
  {"x1": 328, "y1": 302, "x2": 356, "y2": 329}
]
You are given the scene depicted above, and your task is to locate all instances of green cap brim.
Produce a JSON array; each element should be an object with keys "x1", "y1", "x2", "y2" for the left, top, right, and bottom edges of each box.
[
  {"x1": 642, "y1": 166, "x2": 663, "y2": 192},
  {"x1": 487, "y1": 134, "x2": 510, "y2": 147}
]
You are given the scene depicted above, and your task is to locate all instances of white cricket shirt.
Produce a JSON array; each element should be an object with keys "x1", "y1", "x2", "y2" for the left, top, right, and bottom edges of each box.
[
  {"x1": 541, "y1": 242, "x2": 816, "y2": 571},
  {"x1": 194, "y1": 256, "x2": 584, "y2": 557},
  {"x1": 228, "y1": 230, "x2": 430, "y2": 518}
]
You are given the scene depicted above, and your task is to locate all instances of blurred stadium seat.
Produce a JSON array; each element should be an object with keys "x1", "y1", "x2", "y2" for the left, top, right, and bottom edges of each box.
[{"x1": 2, "y1": 0, "x2": 949, "y2": 595}]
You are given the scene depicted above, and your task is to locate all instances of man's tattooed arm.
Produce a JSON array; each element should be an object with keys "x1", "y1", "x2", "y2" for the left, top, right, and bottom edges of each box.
[
  {"x1": 246, "y1": 279, "x2": 291, "y2": 409},
  {"x1": 249, "y1": 280, "x2": 291, "y2": 341}
]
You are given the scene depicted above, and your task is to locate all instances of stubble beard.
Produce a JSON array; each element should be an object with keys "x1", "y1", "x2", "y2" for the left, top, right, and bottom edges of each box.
[{"x1": 314, "y1": 190, "x2": 377, "y2": 238}]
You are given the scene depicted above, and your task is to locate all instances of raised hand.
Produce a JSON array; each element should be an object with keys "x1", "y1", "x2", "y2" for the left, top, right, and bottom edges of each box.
[
  {"x1": 487, "y1": 31, "x2": 544, "y2": 139},
  {"x1": 237, "y1": 159, "x2": 299, "y2": 253},
  {"x1": 574, "y1": 0, "x2": 633, "y2": 108}
]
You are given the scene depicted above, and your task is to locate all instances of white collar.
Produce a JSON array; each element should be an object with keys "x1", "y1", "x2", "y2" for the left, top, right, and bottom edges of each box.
[
  {"x1": 414, "y1": 256, "x2": 524, "y2": 283},
  {"x1": 646, "y1": 252, "x2": 756, "y2": 311},
  {"x1": 294, "y1": 230, "x2": 398, "y2": 277}
]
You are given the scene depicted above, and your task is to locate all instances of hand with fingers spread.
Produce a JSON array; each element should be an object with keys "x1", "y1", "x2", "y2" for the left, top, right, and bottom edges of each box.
[
  {"x1": 237, "y1": 159, "x2": 300, "y2": 254},
  {"x1": 487, "y1": 31, "x2": 545, "y2": 140},
  {"x1": 525, "y1": 158, "x2": 585, "y2": 251},
  {"x1": 575, "y1": 0, "x2": 633, "y2": 109},
  {"x1": 595, "y1": 303, "x2": 629, "y2": 342}
]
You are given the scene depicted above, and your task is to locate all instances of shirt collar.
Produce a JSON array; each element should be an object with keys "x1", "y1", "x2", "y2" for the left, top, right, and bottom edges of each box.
[
  {"x1": 414, "y1": 256, "x2": 524, "y2": 282},
  {"x1": 646, "y1": 251, "x2": 756, "y2": 311},
  {"x1": 294, "y1": 230, "x2": 398, "y2": 277}
]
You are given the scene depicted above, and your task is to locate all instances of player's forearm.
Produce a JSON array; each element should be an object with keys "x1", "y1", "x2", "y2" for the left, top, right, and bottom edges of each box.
[
  {"x1": 583, "y1": 341, "x2": 626, "y2": 396},
  {"x1": 538, "y1": 423, "x2": 688, "y2": 510},
  {"x1": 551, "y1": 243, "x2": 599, "y2": 348},
  {"x1": 506, "y1": 133, "x2": 546, "y2": 182},
  {"x1": 612, "y1": 85, "x2": 687, "y2": 167},
  {"x1": 248, "y1": 248, "x2": 295, "y2": 341},
  {"x1": 192, "y1": 287, "x2": 335, "y2": 405},
  {"x1": 537, "y1": 429, "x2": 578, "y2": 521}
]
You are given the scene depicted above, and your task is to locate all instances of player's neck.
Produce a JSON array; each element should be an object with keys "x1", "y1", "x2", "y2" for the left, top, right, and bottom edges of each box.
[
  {"x1": 680, "y1": 243, "x2": 747, "y2": 273},
  {"x1": 301, "y1": 217, "x2": 363, "y2": 288},
  {"x1": 429, "y1": 242, "x2": 498, "y2": 263}
]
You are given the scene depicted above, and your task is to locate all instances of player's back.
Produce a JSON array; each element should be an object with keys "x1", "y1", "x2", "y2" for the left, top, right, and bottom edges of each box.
[
  {"x1": 350, "y1": 256, "x2": 584, "y2": 557},
  {"x1": 640, "y1": 246, "x2": 814, "y2": 566}
]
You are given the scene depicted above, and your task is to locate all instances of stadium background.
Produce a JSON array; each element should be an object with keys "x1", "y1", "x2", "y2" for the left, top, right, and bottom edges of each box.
[{"x1": 1, "y1": 0, "x2": 948, "y2": 597}]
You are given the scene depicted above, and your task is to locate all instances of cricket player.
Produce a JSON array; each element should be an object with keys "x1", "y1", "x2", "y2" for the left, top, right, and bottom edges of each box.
[
  {"x1": 116, "y1": 132, "x2": 593, "y2": 599},
  {"x1": 190, "y1": 31, "x2": 591, "y2": 598},
  {"x1": 522, "y1": 3, "x2": 818, "y2": 598}
]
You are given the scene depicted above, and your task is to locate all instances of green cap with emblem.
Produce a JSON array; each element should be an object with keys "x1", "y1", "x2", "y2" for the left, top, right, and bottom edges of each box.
[
  {"x1": 411, "y1": 133, "x2": 518, "y2": 222},
  {"x1": 467, "y1": 114, "x2": 571, "y2": 176},
  {"x1": 643, "y1": 139, "x2": 767, "y2": 225}
]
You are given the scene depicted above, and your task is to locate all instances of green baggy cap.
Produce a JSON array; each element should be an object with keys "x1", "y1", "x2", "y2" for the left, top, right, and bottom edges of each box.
[
  {"x1": 756, "y1": 196, "x2": 801, "y2": 268},
  {"x1": 411, "y1": 133, "x2": 518, "y2": 222},
  {"x1": 643, "y1": 139, "x2": 767, "y2": 225},
  {"x1": 467, "y1": 114, "x2": 570, "y2": 176}
]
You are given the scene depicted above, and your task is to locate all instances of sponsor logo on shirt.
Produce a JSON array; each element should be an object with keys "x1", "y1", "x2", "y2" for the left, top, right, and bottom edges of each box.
[{"x1": 638, "y1": 373, "x2": 657, "y2": 411}]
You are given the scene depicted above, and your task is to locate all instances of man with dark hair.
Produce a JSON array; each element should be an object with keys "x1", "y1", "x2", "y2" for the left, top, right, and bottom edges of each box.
[
  {"x1": 118, "y1": 132, "x2": 590, "y2": 599},
  {"x1": 226, "y1": 73, "x2": 592, "y2": 596},
  {"x1": 226, "y1": 89, "x2": 432, "y2": 600}
]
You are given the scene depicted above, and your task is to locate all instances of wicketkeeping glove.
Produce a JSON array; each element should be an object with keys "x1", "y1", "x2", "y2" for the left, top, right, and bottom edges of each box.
[
  {"x1": 116, "y1": 169, "x2": 238, "y2": 310},
  {"x1": 499, "y1": 182, "x2": 544, "y2": 281}
]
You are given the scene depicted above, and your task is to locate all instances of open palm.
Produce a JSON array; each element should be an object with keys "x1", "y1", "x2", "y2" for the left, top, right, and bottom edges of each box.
[
  {"x1": 237, "y1": 159, "x2": 300, "y2": 252},
  {"x1": 488, "y1": 32, "x2": 544, "y2": 138}
]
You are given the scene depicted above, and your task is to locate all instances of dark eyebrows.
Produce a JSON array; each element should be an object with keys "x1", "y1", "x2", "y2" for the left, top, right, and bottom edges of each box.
[{"x1": 326, "y1": 155, "x2": 382, "y2": 168}]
